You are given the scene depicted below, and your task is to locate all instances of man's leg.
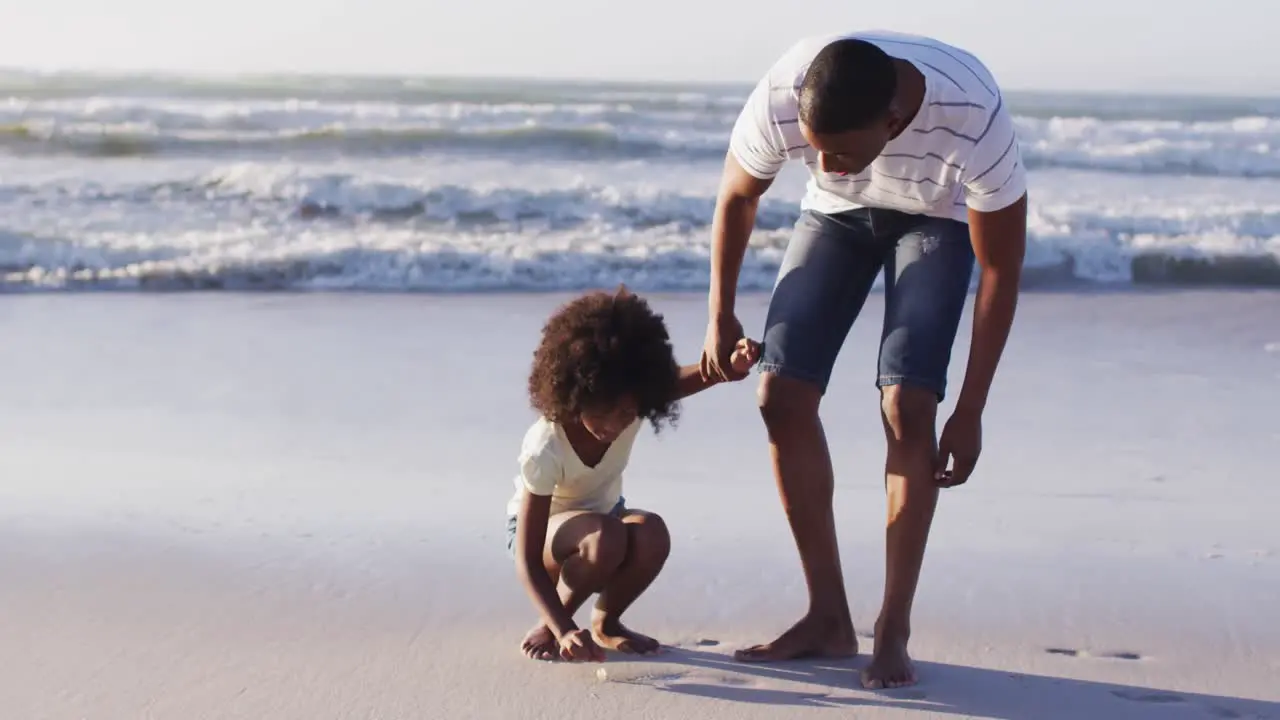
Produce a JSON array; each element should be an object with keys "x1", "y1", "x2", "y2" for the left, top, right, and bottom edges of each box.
[
  {"x1": 862, "y1": 217, "x2": 975, "y2": 688},
  {"x1": 733, "y1": 210, "x2": 885, "y2": 663}
]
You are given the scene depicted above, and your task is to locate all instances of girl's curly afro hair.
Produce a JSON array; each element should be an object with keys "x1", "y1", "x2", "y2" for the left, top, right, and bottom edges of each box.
[{"x1": 528, "y1": 288, "x2": 681, "y2": 431}]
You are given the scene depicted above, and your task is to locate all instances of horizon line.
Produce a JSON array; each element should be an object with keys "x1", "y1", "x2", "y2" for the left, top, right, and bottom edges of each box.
[{"x1": 1, "y1": 64, "x2": 1276, "y2": 101}]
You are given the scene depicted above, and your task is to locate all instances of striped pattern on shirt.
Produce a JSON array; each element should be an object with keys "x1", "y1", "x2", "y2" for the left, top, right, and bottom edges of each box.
[{"x1": 728, "y1": 30, "x2": 1026, "y2": 223}]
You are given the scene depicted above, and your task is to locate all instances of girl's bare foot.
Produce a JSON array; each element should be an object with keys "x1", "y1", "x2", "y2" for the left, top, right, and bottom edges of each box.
[
  {"x1": 520, "y1": 624, "x2": 558, "y2": 661},
  {"x1": 591, "y1": 616, "x2": 661, "y2": 654},
  {"x1": 860, "y1": 631, "x2": 917, "y2": 689}
]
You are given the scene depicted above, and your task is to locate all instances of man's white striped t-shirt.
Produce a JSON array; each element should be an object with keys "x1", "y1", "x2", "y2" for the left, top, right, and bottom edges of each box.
[{"x1": 729, "y1": 30, "x2": 1026, "y2": 223}]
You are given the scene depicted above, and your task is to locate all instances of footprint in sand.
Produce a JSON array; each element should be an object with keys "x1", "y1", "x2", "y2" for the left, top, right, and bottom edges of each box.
[
  {"x1": 1112, "y1": 692, "x2": 1256, "y2": 719},
  {"x1": 597, "y1": 668, "x2": 689, "y2": 685},
  {"x1": 1099, "y1": 651, "x2": 1145, "y2": 661},
  {"x1": 1045, "y1": 648, "x2": 1145, "y2": 661},
  {"x1": 1110, "y1": 689, "x2": 1185, "y2": 704},
  {"x1": 603, "y1": 667, "x2": 761, "y2": 691},
  {"x1": 704, "y1": 673, "x2": 752, "y2": 687}
]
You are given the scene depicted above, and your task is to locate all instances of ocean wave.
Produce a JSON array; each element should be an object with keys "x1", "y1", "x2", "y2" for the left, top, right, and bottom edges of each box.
[
  {"x1": 5, "y1": 76, "x2": 1278, "y2": 292},
  {"x1": 3, "y1": 238, "x2": 1276, "y2": 292},
  {"x1": 0, "y1": 75, "x2": 749, "y2": 117},
  {"x1": 7, "y1": 70, "x2": 1280, "y2": 120},
  {"x1": 1017, "y1": 116, "x2": 1280, "y2": 178},
  {"x1": 0, "y1": 164, "x2": 803, "y2": 230},
  {"x1": 0, "y1": 226, "x2": 779, "y2": 292},
  {"x1": 201, "y1": 165, "x2": 806, "y2": 230},
  {"x1": 3, "y1": 111, "x2": 1279, "y2": 178},
  {"x1": 0, "y1": 121, "x2": 721, "y2": 160},
  {"x1": 17, "y1": 165, "x2": 1280, "y2": 243},
  {"x1": 3, "y1": 200, "x2": 1278, "y2": 292}
]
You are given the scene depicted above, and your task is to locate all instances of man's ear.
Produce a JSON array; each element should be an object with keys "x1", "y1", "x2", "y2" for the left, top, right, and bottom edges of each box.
[{"x1": 882, "y1": 104, "x2": 906, "y2": 135}]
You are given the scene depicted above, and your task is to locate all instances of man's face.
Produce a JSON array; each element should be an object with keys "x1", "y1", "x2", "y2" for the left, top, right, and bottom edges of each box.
[{"x1": 801, "y1": 109, "x2": 904, "y2": 176}]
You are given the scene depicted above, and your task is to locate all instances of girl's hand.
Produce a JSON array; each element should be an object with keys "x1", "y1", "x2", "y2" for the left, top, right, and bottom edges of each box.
[
  {"x1": 558, "y1": 628, "x2": 607, "y2": 662},
  {"x1": 729, "y1": 338, "x2": 762, "y2": 375}
]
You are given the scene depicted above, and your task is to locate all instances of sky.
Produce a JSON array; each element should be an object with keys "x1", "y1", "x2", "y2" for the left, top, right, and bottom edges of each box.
[{"x1": 0, "y1": 0, "x2": 1272, "y2": 95}]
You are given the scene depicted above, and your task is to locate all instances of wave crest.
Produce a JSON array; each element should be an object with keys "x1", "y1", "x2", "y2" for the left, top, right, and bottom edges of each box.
[{"x1": 4, "y1": 103, "x2": 1280, "y2": 177}]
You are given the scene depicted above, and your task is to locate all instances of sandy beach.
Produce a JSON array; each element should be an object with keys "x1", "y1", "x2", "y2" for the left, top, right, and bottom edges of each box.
[{"x1": 2, "y1": 290, "x2": 1277, "y2": 719}]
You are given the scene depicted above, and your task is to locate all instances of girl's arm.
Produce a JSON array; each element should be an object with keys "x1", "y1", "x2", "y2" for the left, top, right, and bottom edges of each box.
[
  {"x1": 675, "y1": 338, "x2": 760, "y2": 400},
  {"x1": 674, "y1": 363, "x2": 720, "y2": 400},
  {"x1": 513, "y1": 490, "x2": 578, "y2": 639}
]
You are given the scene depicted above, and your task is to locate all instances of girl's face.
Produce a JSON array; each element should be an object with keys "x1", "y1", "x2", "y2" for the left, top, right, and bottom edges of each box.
[{"x1": 580, "y1": 395, "x2": 639, "y2": 443}]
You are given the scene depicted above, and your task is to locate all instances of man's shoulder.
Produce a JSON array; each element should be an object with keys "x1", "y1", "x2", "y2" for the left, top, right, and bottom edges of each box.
[
  {"x1": 758, "y1": 33, "x2": 848, "y2": 84},
  {"x1": 749, "y1": 33, "x2": 851, "y2": 120},
  {"x1": 765, "y1": 30, "x2": 1000, "y2": 97},
  {"x1": 857, "y1": 31, "x2": 1003, "y2": 103},
  {"x1": 853, "y1": 30, "x2": 985, "y2": 60}
]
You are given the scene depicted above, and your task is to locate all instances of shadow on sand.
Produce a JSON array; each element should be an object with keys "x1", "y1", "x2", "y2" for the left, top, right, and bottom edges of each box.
[{"x1": 604, "y1": 647, "x2": 1276, "y2": 719}]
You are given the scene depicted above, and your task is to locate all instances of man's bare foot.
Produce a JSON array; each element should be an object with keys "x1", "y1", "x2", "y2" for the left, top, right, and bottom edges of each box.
[
  {"x1": 520, "y1": 624, "x2": 558, "y2": 661},
  {"x1": 860, "y1": 630, "x2": 916, "y2": 689},
  {"x1": 733, "y1": 612, "x2": 858, "y2": 662},
  {"x1": 591, "y1": 616, "x2": 661, "y2": 654}
]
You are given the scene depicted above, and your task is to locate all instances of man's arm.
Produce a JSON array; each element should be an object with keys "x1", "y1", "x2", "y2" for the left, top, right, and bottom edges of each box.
[
  {"x1": 701, "y1": 150, "x2": 776, "y2": 383},
  {"x1": 708, "y1": 70, "x2": 785, "y2": 316},
  {"x1": 709, "y1": 154, "x2": 773, "y2": 318},
  {"x1": 702, "y1": 72, "x2": 786, "y2": 381},
  {"x1": 955, "y1": 91, "x2": 1028, "y2": 414},
  {"x1": 955, "y1": 193, "x2": 1026, "y2": 414}
]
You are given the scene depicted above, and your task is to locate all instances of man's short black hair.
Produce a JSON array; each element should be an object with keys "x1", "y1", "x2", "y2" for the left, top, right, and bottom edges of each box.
[{"x1": 798, "y1": 38, "x2": 898, "y2": 134}]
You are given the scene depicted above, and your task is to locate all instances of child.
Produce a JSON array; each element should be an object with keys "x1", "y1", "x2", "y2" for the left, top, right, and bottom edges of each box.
[{"x1": 506, "y1": 288, "x2": 758, "y2": 662}]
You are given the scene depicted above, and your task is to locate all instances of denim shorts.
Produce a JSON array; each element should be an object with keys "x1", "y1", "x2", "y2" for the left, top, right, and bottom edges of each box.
[
  {"x1": 506, "y1": 496, "x2": 626, "y2": 558},
  {"x1": 758, "y1": 208, "x2": 975, "y2": 399}
]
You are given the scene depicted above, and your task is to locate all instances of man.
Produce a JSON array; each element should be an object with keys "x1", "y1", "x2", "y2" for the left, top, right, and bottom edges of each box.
[{"x1": 699, "y1": 31, "x2": 1027, "y2": 690}]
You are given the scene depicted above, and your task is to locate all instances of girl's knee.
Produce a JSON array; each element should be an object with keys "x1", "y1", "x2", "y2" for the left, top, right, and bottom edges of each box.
[
  {"x1": 625, "y1": 512, "x2": 671, "y2": 567},
  {"x1": 580, "y1": 515, "x2": 628, "y2": 573}
]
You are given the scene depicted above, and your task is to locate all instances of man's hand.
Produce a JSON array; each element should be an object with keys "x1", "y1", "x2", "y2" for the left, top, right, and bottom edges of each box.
[
  {"x1": 939, "y1": 192, "x2": 1027, "y2": 488},
  {"x1": 700, "y1": 313, "x2": 748, "y2": 383},
  {"x1": 935, "y1": 407, "x2": 981, "y2": 487},
  {"x1": 703, "y1": 152, "x2": 773, "y2": 383}
]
